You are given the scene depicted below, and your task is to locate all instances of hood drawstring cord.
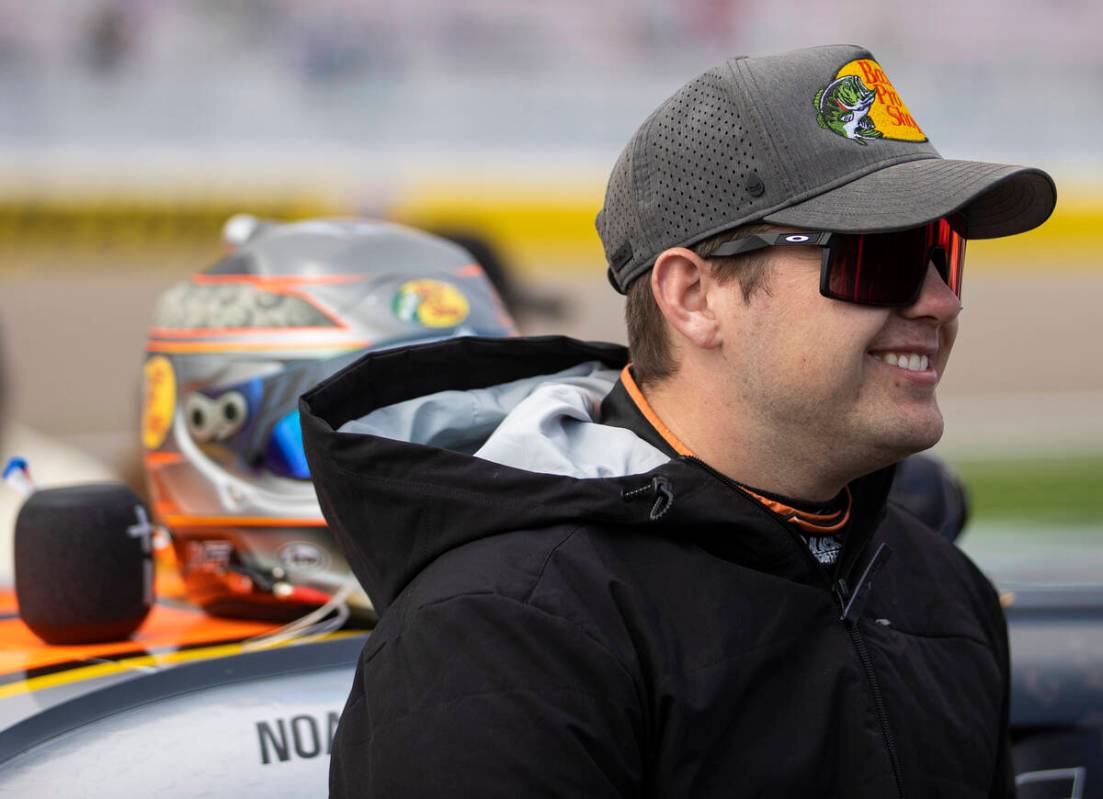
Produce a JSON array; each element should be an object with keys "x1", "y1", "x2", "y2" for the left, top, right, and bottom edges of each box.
[{"x1": 622, "y1": 475, "x2": 675, "y2": 521}]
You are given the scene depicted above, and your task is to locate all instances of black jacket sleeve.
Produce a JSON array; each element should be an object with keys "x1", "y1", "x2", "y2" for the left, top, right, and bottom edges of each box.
[
  {"x1": 330, "y1": 593, "x2": 644, "y2": 798},
  {"x1": 989, "y1": 596, "x2": 1016, "y2": 798}
]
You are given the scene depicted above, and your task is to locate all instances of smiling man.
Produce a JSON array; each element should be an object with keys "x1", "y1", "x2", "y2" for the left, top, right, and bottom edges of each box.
[
  {"x1": 304, "y1": 44, "x2": 1055, "y2": 798},
  {"x1": 636, "y1": 220, "x2": 964, "y2": 505}
]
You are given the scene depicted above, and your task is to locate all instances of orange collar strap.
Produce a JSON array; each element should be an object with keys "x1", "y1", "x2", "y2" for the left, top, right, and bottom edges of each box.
[
  {"x1": 619, "y1": 365, "x2": 850, "y2": 535},
  {"x1": 620, "y1": 366, "x2": 695, "y2": 457},
  {"x1": 737, "y1": 485, "x2": 852, "y2": 534}
]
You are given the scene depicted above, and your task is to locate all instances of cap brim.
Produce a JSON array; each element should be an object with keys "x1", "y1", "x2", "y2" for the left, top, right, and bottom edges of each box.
[{"x1": 762, "y1": 158, "x2": 1056, "y2": 239}]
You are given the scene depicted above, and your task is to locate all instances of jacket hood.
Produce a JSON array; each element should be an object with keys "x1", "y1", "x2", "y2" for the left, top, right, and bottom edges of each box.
[{"x1": 300, "y1": 336, "x2": 895, "y2": 614}]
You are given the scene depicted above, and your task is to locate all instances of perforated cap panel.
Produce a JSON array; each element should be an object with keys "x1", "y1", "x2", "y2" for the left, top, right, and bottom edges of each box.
[
  {"x1": 649, "y1": 70, "x2": 761, "y2": 237},
  {"x1": 598, "y1": 61, "x2": 781, "y2": 292}
]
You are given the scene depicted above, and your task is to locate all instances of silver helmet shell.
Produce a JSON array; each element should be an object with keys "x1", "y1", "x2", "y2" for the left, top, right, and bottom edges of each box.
[{"x1": 141, "y1": 218, "x2": 516, "y2": 621}]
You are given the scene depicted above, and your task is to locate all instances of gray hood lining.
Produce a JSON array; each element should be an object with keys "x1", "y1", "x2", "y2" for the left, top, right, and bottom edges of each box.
[{"x1": 337, "y1": 361, "x2": 672, "y2": 479}]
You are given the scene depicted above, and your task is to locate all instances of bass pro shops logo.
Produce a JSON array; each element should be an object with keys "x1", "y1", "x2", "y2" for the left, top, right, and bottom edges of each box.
[
  {"x1": 392, "y1": 279, "x2": 470, "y2": 328},
  {"x1": 814, "y1": 59, "x2": 927, "y2": 145}
]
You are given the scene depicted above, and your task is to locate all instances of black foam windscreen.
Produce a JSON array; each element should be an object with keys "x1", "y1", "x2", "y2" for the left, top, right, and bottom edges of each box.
[{"x1": 14, "y1": 482, "x2": 154, "y2": 644}]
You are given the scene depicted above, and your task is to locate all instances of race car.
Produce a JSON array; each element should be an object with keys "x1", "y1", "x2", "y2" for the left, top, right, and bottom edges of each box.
[{"x1": 0, "y1": 581, "x2": 364, "y2": 795}]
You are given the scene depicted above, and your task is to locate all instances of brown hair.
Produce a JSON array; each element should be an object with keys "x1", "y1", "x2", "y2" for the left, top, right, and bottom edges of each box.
[{"x1": 625, "y1": 223, "x2": 776, "y2": 387}]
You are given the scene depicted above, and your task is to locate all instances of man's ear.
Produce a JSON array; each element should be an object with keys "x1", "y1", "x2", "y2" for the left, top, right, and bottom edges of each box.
[{"x1": 651, "y1": 247, "x2": 722, "y2": 350}]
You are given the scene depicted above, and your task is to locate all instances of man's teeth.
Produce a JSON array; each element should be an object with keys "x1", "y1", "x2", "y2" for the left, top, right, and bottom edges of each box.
[{"x1": 872, "y1": 352, "x2": 930, "y2": 372}]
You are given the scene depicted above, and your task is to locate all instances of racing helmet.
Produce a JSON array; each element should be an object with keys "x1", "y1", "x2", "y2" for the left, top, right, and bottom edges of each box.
[{"x1": 141, "y1": 217, "x2": 517, "y2": 621}]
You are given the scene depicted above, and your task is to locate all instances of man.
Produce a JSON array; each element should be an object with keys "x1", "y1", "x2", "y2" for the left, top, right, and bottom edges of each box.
[{"x1": 302, "y1": 44, "x2": 1055, "y2": 797}]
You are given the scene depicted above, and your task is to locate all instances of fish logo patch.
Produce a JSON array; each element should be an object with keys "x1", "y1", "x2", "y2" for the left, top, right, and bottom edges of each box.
[
  {"x1": 814, "y1": 59, "x2": 926, "y2": 145},
  {"x1": 392, "y1": 279, "x2": 470, "y2": 328}
]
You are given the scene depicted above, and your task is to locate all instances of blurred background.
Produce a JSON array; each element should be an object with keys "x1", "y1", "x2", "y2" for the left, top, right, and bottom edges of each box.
[{"x1": 1, "y1": 0, "x2": 1101, "y2": 582}]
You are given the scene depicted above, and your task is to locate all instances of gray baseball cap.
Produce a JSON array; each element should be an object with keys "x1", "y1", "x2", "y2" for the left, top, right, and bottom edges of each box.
[{"x1": 597, "y1": 44, "x2": 1057, "y2": 293}]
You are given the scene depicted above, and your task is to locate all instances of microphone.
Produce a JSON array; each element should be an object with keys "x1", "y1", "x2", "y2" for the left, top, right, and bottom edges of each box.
[{"x1": 14, "y1": 482, "x2": 155, "y2": 644}]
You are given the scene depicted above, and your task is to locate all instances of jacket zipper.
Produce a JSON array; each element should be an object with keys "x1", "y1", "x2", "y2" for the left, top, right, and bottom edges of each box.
[
  {"x1": 683, "y1": 457, "x2": 906, "y2": 798},
  {"x1": 844, "y1": 611, "x2": 906, "y2": 799}
]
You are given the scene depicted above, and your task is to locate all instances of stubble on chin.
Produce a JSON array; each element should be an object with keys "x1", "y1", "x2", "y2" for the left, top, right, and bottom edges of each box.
[{"x1": 877, "y1": 405, "x2": 946, "y2": 465}]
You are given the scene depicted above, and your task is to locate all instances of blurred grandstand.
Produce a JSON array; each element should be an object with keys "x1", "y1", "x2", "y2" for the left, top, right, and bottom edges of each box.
[{"x1": 0, "y1": 0, "x2": 1101, "y2": 525}]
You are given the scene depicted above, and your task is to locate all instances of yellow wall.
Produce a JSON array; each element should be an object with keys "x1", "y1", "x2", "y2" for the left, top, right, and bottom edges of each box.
[{"x1": 0, "y1": 178, "x2": 1097, "y2": 275}]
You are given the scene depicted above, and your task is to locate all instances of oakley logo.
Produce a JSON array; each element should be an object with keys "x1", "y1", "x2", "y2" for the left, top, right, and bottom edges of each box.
[{"x1": 785, "y1": 235, "x2": 811, "y2": 243}]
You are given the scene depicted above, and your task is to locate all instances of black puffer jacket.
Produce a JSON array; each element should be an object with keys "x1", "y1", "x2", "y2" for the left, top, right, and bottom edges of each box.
[{"x1": 301, "y1": 336, "x2": 1013, "y2": 798}]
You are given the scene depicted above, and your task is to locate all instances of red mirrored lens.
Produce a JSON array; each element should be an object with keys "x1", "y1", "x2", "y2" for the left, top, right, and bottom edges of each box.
[
  {"x1": 934, "y1": 217, "x2": 966, "y2": 298},
  {"x1": 824, "y1": 226, "x2": 929, "y2": 306},
  {"x1": 823, "y1": 219, "x2": 965, "y2": 307}
]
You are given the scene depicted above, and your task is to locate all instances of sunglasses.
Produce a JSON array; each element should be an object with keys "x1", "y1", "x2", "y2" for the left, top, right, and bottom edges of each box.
[{"x1": 708, "y1": 217, "x2": 966, "y2": 308}]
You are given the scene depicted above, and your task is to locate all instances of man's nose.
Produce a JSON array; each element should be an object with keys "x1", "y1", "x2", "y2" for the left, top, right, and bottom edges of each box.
[{"x1": 901, "y1": 262, "x2": 962, "y2": 323}]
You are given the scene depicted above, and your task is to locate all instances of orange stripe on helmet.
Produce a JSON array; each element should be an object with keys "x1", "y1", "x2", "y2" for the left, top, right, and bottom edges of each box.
[
  {"x1": 454, "y1": 262, "x2": 485, "y2": 277},
  {"x1": 146, "y1": 340, "x2": 371, "y2": 354},
  {"x1": 191, "y1": 273, "x2": 367, "y2": 286},
  {"x1": 161, "y1": 514, "x2": 327, "y2": 529},
  {"x1": 149, "y1": 325, "x2": 344, "y2": 339},
  {"x1": 144, "y1": 451, "x2": 185, "y2": 467}
]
